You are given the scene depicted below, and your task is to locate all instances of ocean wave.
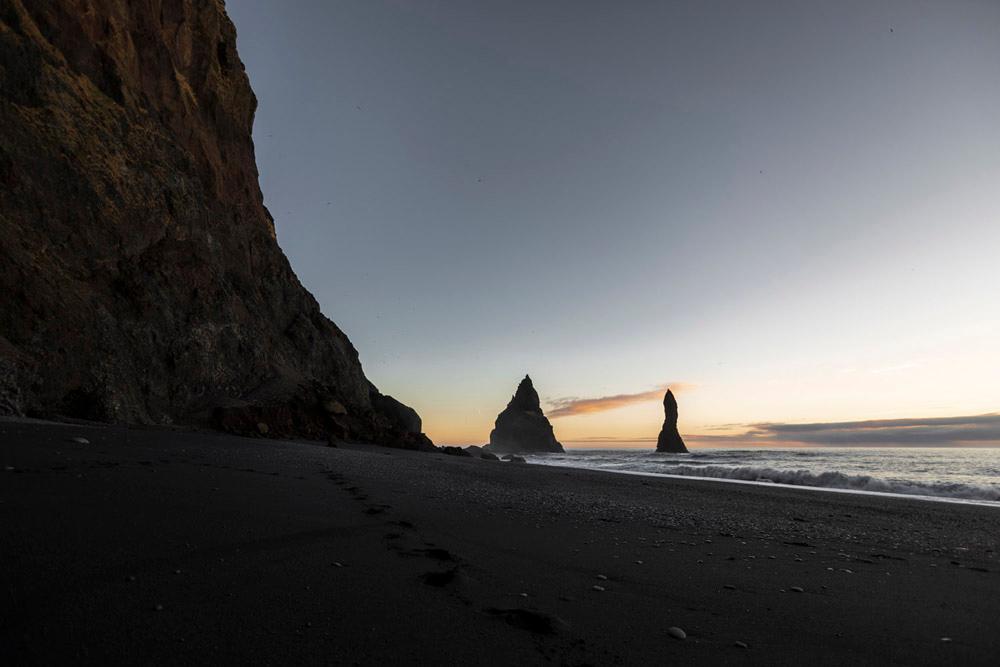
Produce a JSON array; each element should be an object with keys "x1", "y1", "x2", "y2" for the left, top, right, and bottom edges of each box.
[{"x1": 653, "y1": 464, "x2": 1000, "y2": 502}]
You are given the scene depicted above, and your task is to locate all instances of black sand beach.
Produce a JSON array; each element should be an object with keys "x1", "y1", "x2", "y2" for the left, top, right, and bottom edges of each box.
[{"x1": 2, "y1": 420, "x2": 998, "y2": 665}]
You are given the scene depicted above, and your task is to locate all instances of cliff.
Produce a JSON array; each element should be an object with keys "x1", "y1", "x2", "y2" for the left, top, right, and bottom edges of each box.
[
  {"x1": 487, "y1": 375, "x2": 564, "y2": 453},
  {"x1": 0, "y1": 0, "x2": 431, "y2": 448}
]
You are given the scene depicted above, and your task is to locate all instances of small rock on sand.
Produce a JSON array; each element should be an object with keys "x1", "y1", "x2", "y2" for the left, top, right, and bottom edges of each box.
[
  {"x1": 667, "y1": 626, "x2": 687, "y2": 640},
  {"x1": 596, "y1": 574, "x2": 608, "y2": 580},
  {"x1": 69, "y1": 437, "x2": 90, "y2": 444},
  {"x1": 734, "y1": 641, "x2": 748, "y2": 649},
  {"x1": 592, "y1": 585, "x2": 605, "y2": 592},
  {"x1": 790, "y1": 586, "x2": 804, "y2": 593}
]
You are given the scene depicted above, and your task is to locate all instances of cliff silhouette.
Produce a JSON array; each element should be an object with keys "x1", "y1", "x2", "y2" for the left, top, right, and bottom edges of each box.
[{"x1": 0, "y1": 0, "x2": 430, "y2": 448}]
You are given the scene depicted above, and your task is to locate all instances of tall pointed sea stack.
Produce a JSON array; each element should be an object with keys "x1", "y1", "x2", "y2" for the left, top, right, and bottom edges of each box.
[
  {"x1": 487, "y1": 375, "x2": 564, "y2": 453},
  {"x1": 655, "y1": 389, "x2": 688, "y2": 453}
]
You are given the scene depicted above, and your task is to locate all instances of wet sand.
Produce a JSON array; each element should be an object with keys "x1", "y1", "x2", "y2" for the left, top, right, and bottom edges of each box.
[{"x1": 2, "y1": 419, "x2": 998, "y2": 665}]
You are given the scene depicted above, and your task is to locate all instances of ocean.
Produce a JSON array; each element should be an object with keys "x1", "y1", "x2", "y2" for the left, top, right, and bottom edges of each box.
[{"x1": 524, "y1": 447, "x2": 1000, "y2": 506}]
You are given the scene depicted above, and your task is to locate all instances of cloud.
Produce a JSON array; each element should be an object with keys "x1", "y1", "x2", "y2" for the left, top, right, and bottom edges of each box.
[
  {"x1": 547, "y1": 383, "x2": 694, "y2": 419},
  {"x1": 700, "y1": 413, "x2": 1000, "y2": 446}
]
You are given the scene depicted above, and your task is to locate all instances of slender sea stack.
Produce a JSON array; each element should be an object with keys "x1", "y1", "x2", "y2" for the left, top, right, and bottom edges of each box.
[
  {"x1": 0, "y1": 0, "x2": 431, "y2": 449},
  {"x1": 655, "y1": 389, "x2": 688, "y2": 453},
  {"x1": 487, "y1": 375, "x2": 564, "y2": 453}
]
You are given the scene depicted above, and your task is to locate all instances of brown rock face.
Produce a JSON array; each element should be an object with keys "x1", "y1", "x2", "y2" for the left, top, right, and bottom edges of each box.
[
  {"x1": 655, "y1": 389, "x2": 688, "y2": 453},
  {"x1": 0, "y1": 0, "x2": 432, "y2": 448},
  {"x1": 487, "y1": 375, "x2": 563, "y2": 454}
]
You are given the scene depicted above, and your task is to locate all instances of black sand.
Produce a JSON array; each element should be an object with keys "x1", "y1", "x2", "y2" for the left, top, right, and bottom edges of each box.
[{"x1": 2, "y1": 420, "x2": 998, "y2": 665}]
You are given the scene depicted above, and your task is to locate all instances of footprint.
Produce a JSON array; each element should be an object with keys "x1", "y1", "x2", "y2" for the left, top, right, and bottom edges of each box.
[
  {"x1": 419, "y1": 547, "x2": 455, "y2": 561},
  {"x1": 421, "y1": 567, "x2": 468, "y2": 589},
  {"x1": 486, "y1": 608, "x2": 569, "y2": 635}
]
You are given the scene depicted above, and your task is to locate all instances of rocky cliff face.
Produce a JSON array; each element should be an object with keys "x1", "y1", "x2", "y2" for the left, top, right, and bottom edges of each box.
[
  {"x1": 655, "y1": 389, "x2": 687, "y2": 453},
  {"x1": 487, "y1": 375, "x2": 563, "y2": 453},
  {"x1": 0, "y1": 0, "x2": 431, "y2": 448}
]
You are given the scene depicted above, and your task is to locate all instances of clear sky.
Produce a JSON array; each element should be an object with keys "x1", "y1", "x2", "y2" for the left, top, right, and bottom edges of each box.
[{"x1": 227, "y1": 1, "x2": 1000, "y2": 446}]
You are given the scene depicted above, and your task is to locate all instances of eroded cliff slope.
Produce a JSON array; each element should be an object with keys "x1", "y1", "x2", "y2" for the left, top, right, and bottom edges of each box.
[{"x1": 0, "y1": 0, "x2": 431, "y2": 447}]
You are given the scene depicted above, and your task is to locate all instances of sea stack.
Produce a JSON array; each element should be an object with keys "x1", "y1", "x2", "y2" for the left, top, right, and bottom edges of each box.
[
  {"x1": 655, "y1": 389, "x2": 688, "y2": 453},
  {"x1": 487, "y1": 375, "x2": 564, "y2": 453}
]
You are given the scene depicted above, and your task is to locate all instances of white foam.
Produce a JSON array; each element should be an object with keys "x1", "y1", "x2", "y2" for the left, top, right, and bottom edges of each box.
[
  {"x1": 527, "y1": 455, "x2": 1000, "y2": 507},
  {"x1": 655, "y1": 464, "x2": 1000, "y2": 502}
]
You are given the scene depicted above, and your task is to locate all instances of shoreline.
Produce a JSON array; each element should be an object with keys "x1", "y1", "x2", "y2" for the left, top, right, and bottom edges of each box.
[
  {"x1": 526, "y1": 459, "x2": 1000, "y2": 509},
  {"x1": 3, "y1": 420, "x2": 999, "y2": 664}
]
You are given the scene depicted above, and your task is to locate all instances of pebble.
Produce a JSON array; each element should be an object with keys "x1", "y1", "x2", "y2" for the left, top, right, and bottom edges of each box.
[
  {"x1": 127, "y1": 575, "x2": 136, "y2": 582},
  {"x1": 154, "y1": 604, "x2": 164, "y2": 611},
  {"x1": 734, "y1": 641, "x2": 748, "y2": 649},
  {"x1": 596, "y1": 574, "x2": 608, "y2": 580},
  {"x1": 635, "y1": 560, "x2": 643, "y2": 564},
  {"x1": 174, "y1": 569, "x2": 182, "y2": 575},
  {"x1": 70, "y1": 437, "x2": 90, "y2": 445},
  {"x1": 940, "y1": 637, "x2": 952, "y2": 643},
  {"x1": 723, "y1": 584, "x2": 736, "y2": 590},
  {"x1": 3, "y1": 466, "x2": 14, "y2": 472},
  {"x1": 333, "y1": 562, "x2": 344, "y2": 568},
  {"x1": 667, "y1": 626, "x2": 687, "y2": 640},
  {"x1": 790, "y1": 586, "x2": 804, "y2": 593},
  {"x1": 592, "y1": 585, "x2": 605, "y2": 592},
  {"x1": 519, "y1": 593, "x2": 528, "y2": 598}
]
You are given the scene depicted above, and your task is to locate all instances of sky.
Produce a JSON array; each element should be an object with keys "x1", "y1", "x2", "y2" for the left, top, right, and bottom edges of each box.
[{"x1": 227, "y1": 0, "x2": 1000, "y2": 446}]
